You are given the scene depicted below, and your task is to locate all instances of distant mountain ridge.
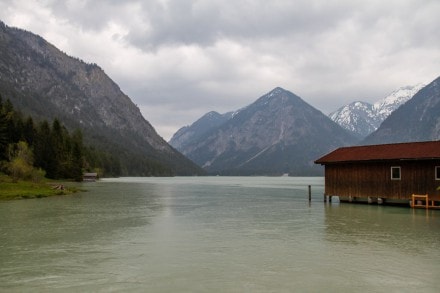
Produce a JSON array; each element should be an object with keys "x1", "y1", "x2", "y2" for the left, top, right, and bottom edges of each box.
[
  {"x1": 170, "y1": 87, "x2": 358, "y2": 175},
  {"x1": 363, "y1": 76, "x2": 440, "y2": 144},
  {"x1": 329, "y1": 84, "x2": 425, "y2": 138},
  {"x1": 170, "y1": 111, "x2": 233, "y2": 151},
  {"x1": 0, "y1": 20, "x2": 203, "y2": 176}
]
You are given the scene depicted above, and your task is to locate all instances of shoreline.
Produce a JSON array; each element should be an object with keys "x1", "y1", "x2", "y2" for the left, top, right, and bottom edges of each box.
[{"x1": 0, "y1": 174, "x2": 84, "y2": 200}]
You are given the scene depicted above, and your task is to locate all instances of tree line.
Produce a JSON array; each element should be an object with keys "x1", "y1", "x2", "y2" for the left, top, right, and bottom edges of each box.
[{"x1": 0, "y1": 94, "x2": 119, "y2": 181}]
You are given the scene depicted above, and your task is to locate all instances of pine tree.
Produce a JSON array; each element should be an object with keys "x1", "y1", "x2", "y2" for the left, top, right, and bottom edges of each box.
[
  {"x1": 70, "y1": 129, "x2": 84, "y2": 181},
  {"x1": 50, "y1": 118, "x2": 75, "y2": 179},
  {"x1": 0, "y1": 95, "x2": 8, "y2": 160},
  {"x1": 22, "y1": 117, "x2": 35, "y2": 146},
  {"x1": 34, "y1": 121, "x2": 57, "y2": 178}
]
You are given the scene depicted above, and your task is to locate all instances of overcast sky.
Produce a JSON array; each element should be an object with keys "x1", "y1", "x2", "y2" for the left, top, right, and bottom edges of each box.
[{"x1": 1, "y1": 0, "x2": 439, "y2": 140}]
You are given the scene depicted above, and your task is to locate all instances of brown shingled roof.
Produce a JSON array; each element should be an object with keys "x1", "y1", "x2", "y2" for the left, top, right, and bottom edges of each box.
[{"x1": 315, "y1": 141, "x2": 440, "y2": 164}]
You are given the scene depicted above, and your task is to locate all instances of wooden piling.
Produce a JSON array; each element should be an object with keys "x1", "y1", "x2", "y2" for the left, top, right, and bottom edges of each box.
[{"x1": 308, "y1": 185, "x2": 311, "y2": 202}]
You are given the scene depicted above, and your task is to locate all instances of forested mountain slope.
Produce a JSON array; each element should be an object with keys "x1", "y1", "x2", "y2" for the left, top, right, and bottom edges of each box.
[{"x1": 0, "y1": 20, "x2": 203, "y2": 176}]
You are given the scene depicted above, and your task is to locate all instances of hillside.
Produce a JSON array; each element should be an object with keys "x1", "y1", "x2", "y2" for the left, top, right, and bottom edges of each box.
[
  {"x1": 171, "y1": 87, "x2": 358, "y2": 175},
  {"x1": 170, "y1": 111, "x2": 233, "y2": 151},
  {"x1": 329, "y1": 84, "x2": 425, "y2": 138},
  {"x1": 329, "y1": 101, "x2": 378, "y2": 139},
  {"x1": 0, "y1": 20, "x2": 203, "y2": 176},
  {"x1": 363, "y1": 76, "x2": 440, "y2": 144}
]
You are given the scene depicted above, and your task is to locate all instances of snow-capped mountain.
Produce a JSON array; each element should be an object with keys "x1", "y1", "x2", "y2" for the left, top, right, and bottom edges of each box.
[
  {"x1": 373, "y1": 84, "x2": 425, "y2": 120},
  {"x1": 329, "y1": 84, "x2": 425, "y2": 138},
  {"x1": 329, "y1": 101, "x2": 379, "y2": 138},
  {"x1": 364, "y1": 78, "x2": 439, "y2": 144}
]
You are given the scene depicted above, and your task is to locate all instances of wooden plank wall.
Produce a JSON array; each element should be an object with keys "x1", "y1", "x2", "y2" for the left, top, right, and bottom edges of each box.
[{"x1": 324, "y1": 160, "x2": 440, "y2": 200}]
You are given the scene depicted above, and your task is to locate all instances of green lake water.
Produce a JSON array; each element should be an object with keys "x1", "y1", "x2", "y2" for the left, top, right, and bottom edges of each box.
[{"x1": 1, "y1": 177, "x2": 439, "y2": 292}]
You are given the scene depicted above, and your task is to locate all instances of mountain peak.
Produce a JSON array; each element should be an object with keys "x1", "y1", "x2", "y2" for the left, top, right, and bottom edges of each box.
[
  {"x1": 330, "y1": 84, "x2": 425, "y2": 138},
  {"x1": 372, "y1": 83, "x2": 425, "y2": 117},
  {"x1": 202, "y1": 111, "x2": 222, "y2": 120},
  {"x1": 0, "y1": 20, "x2": 204, "y2": 176},
  {"x1": 255, "y1": 87, "x2": 303, "y2": 107},
  {"x1": 169, "y1": 110, "x2": 232, "y2": 150},
  {"x1": 329, "y1": 101, "x2": 376, "y2": 138},
  {"x1": 363, "y1": 76, "x2": 440, "y2": 144},
  {"x1": 267, "y1": 87, "x2": 286, "y2": 96},
  {"x1": 170, "y1": 88, "x2": 357, "y2": 175}
]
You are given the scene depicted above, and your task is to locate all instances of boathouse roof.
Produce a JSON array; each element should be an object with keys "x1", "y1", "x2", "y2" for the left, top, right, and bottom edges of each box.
[
  {"x1": 83, "y1": 172, "x2": 98, "y2": 177},
  {"x1": 315, "y1": 141, "x2": 440, "y2": 164}
]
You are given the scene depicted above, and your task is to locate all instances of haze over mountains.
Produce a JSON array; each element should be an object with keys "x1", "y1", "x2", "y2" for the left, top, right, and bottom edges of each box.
[{"x1": 0, "y1": 20, "x2": 203, "y2": 176}]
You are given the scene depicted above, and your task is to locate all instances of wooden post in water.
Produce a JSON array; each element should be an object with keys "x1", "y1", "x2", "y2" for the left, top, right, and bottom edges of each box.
[{"x1": 308, "y1": 185, "x2": 311, "y2": 202}]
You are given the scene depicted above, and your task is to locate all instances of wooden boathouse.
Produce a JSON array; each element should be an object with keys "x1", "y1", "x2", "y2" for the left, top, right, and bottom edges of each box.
[
  {"x1": 83, "y1": 172, "x2": 98, "y2": 182},
  {"x1": 314, "y1": 141, "x2": 440, "y2": 208}
]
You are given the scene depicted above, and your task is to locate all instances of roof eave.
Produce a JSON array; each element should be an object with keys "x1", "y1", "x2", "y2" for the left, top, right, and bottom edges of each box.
[{"x1": 315, "y1": 157, "x2": 440, "y2": 165}]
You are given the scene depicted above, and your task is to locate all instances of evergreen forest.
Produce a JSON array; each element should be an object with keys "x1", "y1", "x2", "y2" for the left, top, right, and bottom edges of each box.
[{"x1": 0, "y1": 93, "x2": 121, "y2": 181}]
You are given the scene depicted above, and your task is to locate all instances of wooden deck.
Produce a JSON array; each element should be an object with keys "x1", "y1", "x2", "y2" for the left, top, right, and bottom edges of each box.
[{"x1": 410, "y1": 194, "x2": 440, "y2": 210}]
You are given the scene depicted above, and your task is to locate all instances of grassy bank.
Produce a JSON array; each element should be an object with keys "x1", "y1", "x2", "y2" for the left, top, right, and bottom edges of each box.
[{"x1": 0, "y1": 174, "x2": 83, "y2": 200}]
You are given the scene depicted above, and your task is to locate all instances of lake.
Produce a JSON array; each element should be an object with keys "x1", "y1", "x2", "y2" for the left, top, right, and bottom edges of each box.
[{"x1": 1, "y1": 177, "x2": 439, "y2": 292}]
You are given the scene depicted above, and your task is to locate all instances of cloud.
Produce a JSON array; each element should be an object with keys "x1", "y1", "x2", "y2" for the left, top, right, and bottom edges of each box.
[{"x1": 1, "y1": 0, "x2": 439, "y2": 140}]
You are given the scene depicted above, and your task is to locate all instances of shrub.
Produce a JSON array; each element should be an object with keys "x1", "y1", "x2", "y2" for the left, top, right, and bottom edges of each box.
[{"x1": 7, "y1": 141, "x2": 36, "y2": 182}]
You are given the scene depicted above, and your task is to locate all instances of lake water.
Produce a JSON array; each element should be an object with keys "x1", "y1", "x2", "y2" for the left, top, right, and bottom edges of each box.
[{"x1": 1, "y1": 177, "x2": 439, "y2": 292}]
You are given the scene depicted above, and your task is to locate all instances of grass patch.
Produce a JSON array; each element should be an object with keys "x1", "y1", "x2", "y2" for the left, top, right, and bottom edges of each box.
[{"x1": 0, "y1": 174, "x2": 83, "y2": 200}]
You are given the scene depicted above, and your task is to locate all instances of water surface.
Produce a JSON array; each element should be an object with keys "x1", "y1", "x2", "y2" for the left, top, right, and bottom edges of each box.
[{"x1": 1, "y1": 177, "x2": 439, "y2": 292}]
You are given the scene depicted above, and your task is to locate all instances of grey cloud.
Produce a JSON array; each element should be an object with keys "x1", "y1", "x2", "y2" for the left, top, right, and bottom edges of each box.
[
  {"x1": 1, "y1": 0, "x2": 439, "y2": 140},
  {"x1": 48, "y1": 0, "x2": 156, "y2": 34},
  {"x1": 123, "y1": 0, "x2": 359, "y2": 49}
]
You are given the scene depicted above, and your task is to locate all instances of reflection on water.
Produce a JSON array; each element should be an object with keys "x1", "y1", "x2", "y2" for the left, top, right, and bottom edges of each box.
[
  {"x1": 323, "y1": 204, "x2": 440, "y2": 291},
  {"x1": 0, "y1": 177, "x2": 439, "y2": 292},
  {"x1": 1, "y1": 181, "x2": 165, "y2": 245},
  {"x1": 325, "y1": 204, "x2": 440, "y2": 248}
]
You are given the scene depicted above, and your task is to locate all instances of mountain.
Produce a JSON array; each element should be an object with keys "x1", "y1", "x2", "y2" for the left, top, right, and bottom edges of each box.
[
  {"x1": 329, "y1": 101, "x2": 378, "y2": 138},
  {"x1": 170, "y1": 87, "x2": 358, "y2": 175},
  {"x1": 169, "y1": 111, "x2": 232, "y2": 151},
  {"x1": 372, "y1": 84, "x2": 425, "y2": 120},
  {"x1": 329, "y1": 84, "x2": 425, "y2": 138},
  {"x1": 0, "y1": 20, "x2": 203, "y2": 176},
  {"x1": 363, "y1": 76, "x2": 440, "y2": 144}
]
